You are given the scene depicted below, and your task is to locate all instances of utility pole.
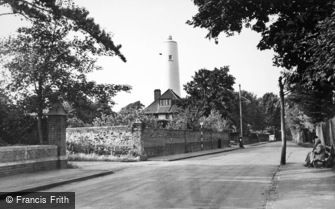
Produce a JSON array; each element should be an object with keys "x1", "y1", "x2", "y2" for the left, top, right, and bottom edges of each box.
[
  {"x1": 279, "y1": 76, "x2": 286, "y2": 165},
  {"x1": 239, "y1": 84, "x2": 244, "y2": 148}
]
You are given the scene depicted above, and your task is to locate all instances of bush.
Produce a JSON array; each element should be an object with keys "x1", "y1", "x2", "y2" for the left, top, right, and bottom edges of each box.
[
  {"x1": 0, "y1": 105, "x2": 41, "y2": 145},
  {"x1": 67, "y1": 117, "x2": 87, "y2": 128}
]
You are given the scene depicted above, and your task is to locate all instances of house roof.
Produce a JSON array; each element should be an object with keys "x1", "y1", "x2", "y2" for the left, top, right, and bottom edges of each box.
[
  {"x1": 144, "y1": 89, "x2": 181, "y2": 114},
  {"x1": 159, "y1": 89, "x2": 181, "y2": 100}
]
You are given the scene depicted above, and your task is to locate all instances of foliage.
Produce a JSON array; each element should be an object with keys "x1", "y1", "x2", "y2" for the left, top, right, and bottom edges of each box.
[
  {"x1": 92, "y1": 101, "x2": 146, "y2": 127},
  {"x1": 284, "y1": 12, "x2": 335, "y2": 122},
  {"x1": 239, "y1": 91, "x2": 265, "y2": 131},
  {"x1": 259, "y1": 93, "x2": 281, "y2": 131},
  {"x1": 140, "y1": 114, "x2": 163, "y2": 129},
  {"x1": 287, "y1": 87, "x2": 335, "y2": 123},
  {"x1": 188, "y1": 0, "x2": 335, "y2": 122},
  {"x1": 305, "y1": 12, "x2": 335, "y2": 87},
  {"x1": 91, "y1": 113, "x2": 117, "y2": 127},
  {"x1": 67, "y1": 116, "x2": 87, "y2": 128},
  {"x1": 174, "y1": 97, "x2": 219, "y2": 130},
  {"x1": 165, "y1": 107, "x2": 189, "y2": 130},
  {"x1": 285, "y1": 101, "x2": 314, "y2": 143},
  {"x1": 183, "y1": 66, "x2": 235, "y2": 118},
  {"x1": 166, "y1": 108, "x2": 231, "y2": 132},
  {"x1": 117, "y1": 101, "x2": 145, "y2": 124},
  {"x1": 285, "y1": 102, "x2": 313, "y2": 131},
  {"x1": 227, "y1": 91, "x2": 269, "y2": 134},
  {"x1": 199, "y1": 110, "x2": 231, "y2": 132},
  {"x1": 179, "y1": 66, "x2": 278, "y2": 132},
  {"x1": 188, "y1": 0, "x2": 334, "y2": 70},
  {"x1": 0, "y1": 102, "x2": 39, "y2": 145},
  {"x1": 0, "y1": 18, "x2": 130, "y2": 140},
  {"x1": 119, "y1": 101, "x2": 145, "y2": 113},
  {"x1": 0, "y1": 0, "x2": 126, "y2": 61}
]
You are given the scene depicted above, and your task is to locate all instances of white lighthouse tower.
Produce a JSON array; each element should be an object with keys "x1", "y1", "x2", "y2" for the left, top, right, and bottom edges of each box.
[{"x1": 163, "y1": 35, "x2": 181, "y2": 96}]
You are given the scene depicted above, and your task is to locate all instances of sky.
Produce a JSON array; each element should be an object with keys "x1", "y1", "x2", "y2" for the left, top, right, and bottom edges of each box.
[{"x1": 0, "y1": 0, "x2": 282, "y2": 111}]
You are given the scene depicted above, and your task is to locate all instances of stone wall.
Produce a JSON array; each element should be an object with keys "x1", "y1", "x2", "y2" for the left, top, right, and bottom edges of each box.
[
  {"x1": 66, "y1": 126, "x2": 142, "y2": 156},
  {"x1": 0, "y1": 103, "x2": 68, "y2": 177},
  {"x1": 141, "y1": 128, "x2": 230, "y2": 158},
  {"x1": 66, "y1": 125, "x2": 230, "y2": 159},
  {"x1": 0, "y1": 145, "x2": 59, "y2": 177}
]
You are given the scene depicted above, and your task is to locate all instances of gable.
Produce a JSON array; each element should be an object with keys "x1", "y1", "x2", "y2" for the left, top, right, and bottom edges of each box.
[{"x1": 143, "y1": 89, "x2": 181, "y2": 114}]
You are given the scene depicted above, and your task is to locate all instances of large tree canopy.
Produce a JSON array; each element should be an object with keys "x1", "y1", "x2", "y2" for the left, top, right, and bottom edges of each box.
[
  {"x1": 188, "y1": 0, "x2": 335, "y2": 122},
  {"x1": 0, "y1": 19, "x2": 130, "y2": 142},
  {"x1": 260, "y1": 92, "x2": 280, "y2": 131},
  {"x1": 183, "y1": 66, "x2": 235, "y2": 118},
  {"x1": 188, "y1": 0, "x2": 334, "y2": 70},
  {"x1": 283, "y1": 12, "x2": 335, "y2": 122},
  {"x1": 0, "y1": 0, "x2": 126, "y2": 61}
]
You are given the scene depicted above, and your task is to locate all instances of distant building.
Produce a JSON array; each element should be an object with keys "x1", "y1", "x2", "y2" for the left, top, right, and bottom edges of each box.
[
  {"x1": 143, "y1": 36, "x2": 182, "y2": 124},
  {"x1": 143, "y1": 89, "x2": 181, "y2": 122},
  {"x1": 161, "y1": 35, "x2": 181, "y2": 96}
]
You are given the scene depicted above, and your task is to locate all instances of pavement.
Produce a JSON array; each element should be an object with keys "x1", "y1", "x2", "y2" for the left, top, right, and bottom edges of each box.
[
  {"x1": 147, "y1": 141, "x2": 270, "y2": 161},
  {"x1": 43, "y1": 142, "x2": 280, "y2": 208},
  {"x1": 147, "y1": 145, "x2": 240, "y2": 161},
  {"x1": 0, "y1": 141, "x2": 334, "y2": 209},
  {"x1": 0, "y1": 166, "x2": 114, "y2": 194},
  {"x1": 0, "y1": 144, "x2": 243, "y2": 194},
  {"x1": 266, "y1": 143, "x2": 335, "y2": 209}
]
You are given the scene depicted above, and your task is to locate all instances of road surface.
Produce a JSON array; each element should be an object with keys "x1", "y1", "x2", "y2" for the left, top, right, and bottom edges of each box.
[{"x1": 45, "y1": 142, "x2": 283, "y2": 209}]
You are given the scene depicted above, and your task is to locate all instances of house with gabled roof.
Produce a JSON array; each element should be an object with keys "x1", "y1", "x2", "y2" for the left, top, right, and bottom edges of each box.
[{"x1": 143, "y1": 89, "x2": 181, "y2": 122}]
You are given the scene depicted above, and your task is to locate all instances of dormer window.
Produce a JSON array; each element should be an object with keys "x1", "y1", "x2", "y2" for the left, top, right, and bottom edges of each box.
[{"x1": 159, "y1": 99, "x2": 171, "y2": 106}]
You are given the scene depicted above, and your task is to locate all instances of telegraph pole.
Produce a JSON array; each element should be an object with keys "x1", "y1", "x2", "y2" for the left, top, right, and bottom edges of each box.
[
  {"x1": 239, "y1": 84, "x2": 244, "y2": 148},
  {"x1": 279, "y1": 76, "x2": 286, "y2": 165}
]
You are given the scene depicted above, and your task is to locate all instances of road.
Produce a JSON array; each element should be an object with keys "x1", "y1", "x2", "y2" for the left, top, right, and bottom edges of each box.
[{"x1": 44, "y1": 143, "x2": 283, "y2": 209}]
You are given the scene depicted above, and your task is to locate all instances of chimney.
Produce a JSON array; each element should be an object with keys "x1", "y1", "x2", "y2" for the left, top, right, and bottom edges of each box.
[{"x1": 154, "y1": 89, "x2": 161, "y2": 101}]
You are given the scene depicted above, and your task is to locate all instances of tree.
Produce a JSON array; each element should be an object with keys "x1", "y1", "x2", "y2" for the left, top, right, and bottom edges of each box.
[
  {"x1": 166, "y1": 104, "x2": 202, "y2": 130},
  {"x1": 0, "y1": 19, "x2": 130, "y2": 143},
  {"x1": 166, "y1": 109, "x2": 231, "y2": 131},
  {"x1": 222, "y1": 90, "x2": 266, "y2": 134},
  {"x1": 287, "y1": 86, "x2": 335, "y2": 123},
  {"x1": 304, "y1": 12, "x2": 335, "y2": 89},
  {"x1": 188, "y1": 0, "x2": 334, "y2": 70},
  {"x1": 0, "y1": 96, "x2": 38, "y2": 145},
  {"x1": 285, "y1": 101, "x2": 314, "y2": 144},
  {"x1": 199, "y1": 110, "x2": 231, "y2": 132},
  {"x1": 283, "y1": 11, "x2": 335, "y2": 122},
  {"x1": 119, "y1": 101, "x2": 145, "y2": 115},
  {"x1": 183, "y1": 66, "x2": 235, "y2": 118},
  {"x1": 260, "y1": 93, "x2": 281, "y2": 132},
  {"x1": 0, "y1": 0, "x2": 126, "y2": 62},
  {"x1": 188, "y1": 0, "x2": 335, "y2": 122},
  {"x1": 117, "y1": 101, "x2": 145, "y2": 125},
  {"x1": 92, "y1": 101, "x2": 145, "y2": 127},
  {"x1": 239, "y1": 91, "x2": 265, "y2": 131}
]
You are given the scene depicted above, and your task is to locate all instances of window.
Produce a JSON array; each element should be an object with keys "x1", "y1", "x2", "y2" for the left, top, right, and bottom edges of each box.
[
  {"x1": 168, "y1": 55, "x2": 173, "y2": 61},
  {"x1": 159, "y1": 99, "x2": 171, "y2": 106}
]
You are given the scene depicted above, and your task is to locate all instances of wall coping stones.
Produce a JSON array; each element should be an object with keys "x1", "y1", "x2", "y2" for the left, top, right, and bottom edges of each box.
[
  {"x1": 67, "y1": 126, "x2": 129, "y2": 132},
  {"x1": 0, "y1": 145, "x2": 57, "y2": 151}
]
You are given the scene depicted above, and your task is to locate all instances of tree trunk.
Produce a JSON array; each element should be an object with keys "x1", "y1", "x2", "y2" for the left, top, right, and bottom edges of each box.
[
  {"x1": 37, "y1": 79, "x2": 44, "y2": 144},
  {"x1": 37, "y1": 112, "x2": 44, "y2": 144},
  {"x1": 279, "y1": 76, "x2": 286, "y2": 165}
]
